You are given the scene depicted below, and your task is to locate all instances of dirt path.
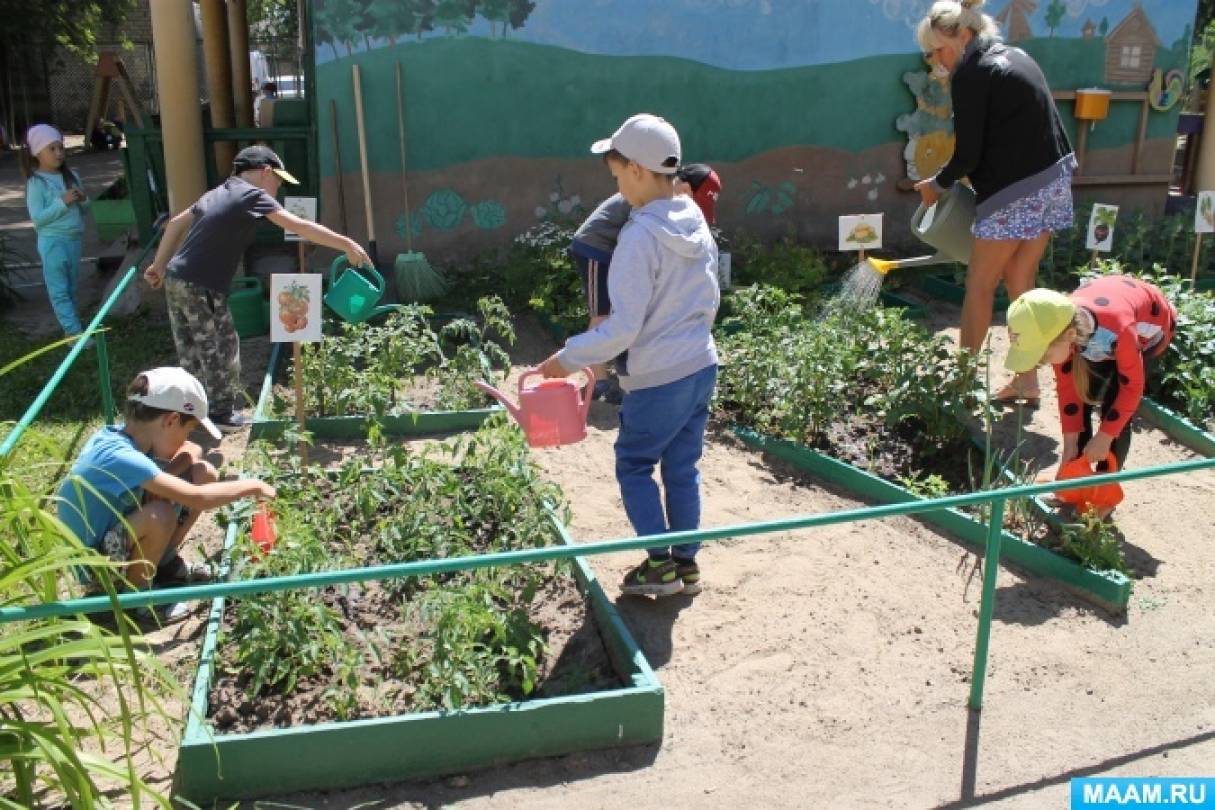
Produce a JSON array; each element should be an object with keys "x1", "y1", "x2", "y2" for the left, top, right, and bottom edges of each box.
[{"x1": 252, "y1": 305, "x2": 1215, "y2": 809}]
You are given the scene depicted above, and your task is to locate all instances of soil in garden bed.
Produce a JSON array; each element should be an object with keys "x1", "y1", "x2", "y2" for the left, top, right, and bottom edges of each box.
[{"x1": 207, "y1": 567, "x2": 621, "y2": 734}]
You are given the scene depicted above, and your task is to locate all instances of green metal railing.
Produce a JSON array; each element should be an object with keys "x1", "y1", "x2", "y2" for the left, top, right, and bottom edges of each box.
[
  {"x1": 2, "y1": 451, "x2": 1213, "y2": 710},
  {"x1": 0, "y1": 226, "x2": 164, "y2": 461}
]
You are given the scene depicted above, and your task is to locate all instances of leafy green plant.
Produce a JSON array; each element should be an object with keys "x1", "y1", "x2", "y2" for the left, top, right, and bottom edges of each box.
[
  {"x1": 729, "y1": 233, "x2": 831, "y2": 298},
  {"x1": 214, "y1": 418, "x2": 573, "y2": 722},
  {"x1": 898, "y1": 472, "x2": 951, "y2": 500},
  {"x1": 717, "y1": 285, "x2": 978, "y2": 449},
  {"x1": 287, "y1": 296, "x2": 515, "y2": 418},
  {"x1": 1057, "y1": 508, "x2": 1130, "y2": 575},
  {"x1": 1, "y1": 348, "x2": 180, "y2": 808},
  {"x1": 1085, "y1": 260, "x2": 1215, "y2": 429}
]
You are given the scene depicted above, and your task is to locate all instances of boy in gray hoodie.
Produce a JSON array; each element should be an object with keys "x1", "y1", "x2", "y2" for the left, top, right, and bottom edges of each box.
[{"x1": 539, "y1": 113, "x2": 719, "y2": 597}]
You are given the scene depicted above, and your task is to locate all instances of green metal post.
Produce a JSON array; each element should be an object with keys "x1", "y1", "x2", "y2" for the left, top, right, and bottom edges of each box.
[
  {"x1": 95, "y1": 331, "x2": 115, "y2": 425},
  {"x1": 969, "y1": 497, "x2": 1006, "y2": 711}
]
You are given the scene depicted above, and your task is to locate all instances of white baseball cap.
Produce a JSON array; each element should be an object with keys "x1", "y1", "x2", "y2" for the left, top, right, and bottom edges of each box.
[
  {"x1": 129, "y1": 367, "x2": 222, "y2": 440},
  {"x1": 591, "y1": 113, "x2": 682, "y2": 174}
]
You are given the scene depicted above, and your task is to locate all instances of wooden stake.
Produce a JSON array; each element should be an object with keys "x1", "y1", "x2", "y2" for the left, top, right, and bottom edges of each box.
[
  {"x1": 858, "y1": 248, "x2": 866, "y2": 265},
  {"x1": 295, "y1": 240, "x2": 308, "y2": 464},
  {"x1": 1089, "y1": 248, "x2": 1099, "y2": 269},
  {"x1": 1192, "y1": 231, "x2": 1204, "y2": 285}
]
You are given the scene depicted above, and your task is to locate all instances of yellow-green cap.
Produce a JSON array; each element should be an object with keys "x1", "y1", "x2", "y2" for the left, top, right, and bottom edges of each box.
[{"x1": 1004, "y1": 289, "x2": 1076, "y2": 372}]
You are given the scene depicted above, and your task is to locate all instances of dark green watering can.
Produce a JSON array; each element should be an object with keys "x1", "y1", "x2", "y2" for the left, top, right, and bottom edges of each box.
[{"x1": 323, "y1": 256, "x2": 399, "y2": 323}]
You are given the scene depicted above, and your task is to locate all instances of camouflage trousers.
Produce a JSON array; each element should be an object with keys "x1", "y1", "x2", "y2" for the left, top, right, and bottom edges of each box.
[{"x1": 164, "y1": 277, "x2": 243, "y2": 415}]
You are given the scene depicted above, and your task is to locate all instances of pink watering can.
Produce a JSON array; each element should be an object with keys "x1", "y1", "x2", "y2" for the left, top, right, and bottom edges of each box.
[{"x1": 475, "y1": 368, "x2": 595, "y2": 448}]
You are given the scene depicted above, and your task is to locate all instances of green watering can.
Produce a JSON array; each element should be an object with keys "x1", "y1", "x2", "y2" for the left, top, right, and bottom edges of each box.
[
  {"x1": 323, "y1": 256, "x2": 398, "y2": 323},
  {"x1": 867, "y1": 183, "x2": 976, "y2": 275}
]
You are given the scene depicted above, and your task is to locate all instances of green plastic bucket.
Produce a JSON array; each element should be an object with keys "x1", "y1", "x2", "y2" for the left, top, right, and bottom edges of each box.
[{"x1": 230, "y1": 276, "x2": 268, "y2": 338}]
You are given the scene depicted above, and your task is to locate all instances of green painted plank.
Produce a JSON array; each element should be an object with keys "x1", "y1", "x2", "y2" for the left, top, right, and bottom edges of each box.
[
  {"x1": 177, "y1": 511, "x2": 663, "y2": 803},
  {"x1": 732, "y1": 428, "x2": 1130, "y2": 611},
  {"x1": 916, "y1": 273, "x2": 1009, "y2": 309},
  {"x1": 1138, "y1": 397, "x2": 1215, "y2": 458}
]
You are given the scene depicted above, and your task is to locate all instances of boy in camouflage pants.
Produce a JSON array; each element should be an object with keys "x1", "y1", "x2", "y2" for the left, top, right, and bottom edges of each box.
[{"x1": 145, "y1": 146, "x2": 369, "y2": 430}]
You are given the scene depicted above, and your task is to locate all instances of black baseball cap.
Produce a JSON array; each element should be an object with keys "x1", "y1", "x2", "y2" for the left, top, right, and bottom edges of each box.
[{"x1": 232, "y1": 145, "x2": 299, "y2": 184}]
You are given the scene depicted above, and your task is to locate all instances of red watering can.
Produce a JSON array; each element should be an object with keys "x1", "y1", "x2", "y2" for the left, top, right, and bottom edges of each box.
[
  {"x1": 250, "y1": 504, "x2": 277, "y2": 557},
  {"x1": 1054, "y1": 453, "x2": 1124, "y2": 512},
  {"x1": 475, "y1": 368, "x2": 595, "y2": 448}
]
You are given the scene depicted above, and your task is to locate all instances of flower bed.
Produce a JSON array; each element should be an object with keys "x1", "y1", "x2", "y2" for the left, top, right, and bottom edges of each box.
[
  {"x1": 176, "y1": 422, "x2": 663, "y2": 801},
  {"x1": 715, "y1": 286, "x2": 1133, "y2": 597},
  {"x1": 251, "y1": 299, "x2": 511, "y2": 440}
]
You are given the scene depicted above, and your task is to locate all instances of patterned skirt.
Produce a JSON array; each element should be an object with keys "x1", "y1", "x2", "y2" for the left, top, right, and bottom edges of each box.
[{"x1": 973, "y1": 171, "x2": 1074, "y2": 240}]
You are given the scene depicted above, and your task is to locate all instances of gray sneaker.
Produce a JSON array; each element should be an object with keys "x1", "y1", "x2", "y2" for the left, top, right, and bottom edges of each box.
[
  {"x1": 620, "y1": 558, "x2": 683, "y2": 597},
  {"x1": 674, "y1": 560, "x2": 702, "y2": 596},
  {"x1": 212, "y1": 411, "x2": 253, "y2": 432}
]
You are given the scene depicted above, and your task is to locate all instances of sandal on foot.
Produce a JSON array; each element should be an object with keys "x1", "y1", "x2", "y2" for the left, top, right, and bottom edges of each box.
[
  {"x1": 154, "y1": 557, "x2": 215, "y2": 586},
  {"x1": 991, "y1": 384, "x2": 1041, "y2": 407}
]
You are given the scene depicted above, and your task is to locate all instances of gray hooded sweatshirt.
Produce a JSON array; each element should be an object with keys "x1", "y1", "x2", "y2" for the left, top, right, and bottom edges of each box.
[{"x1": 557, "y1": 195, "x2": 719, "y2": 392}]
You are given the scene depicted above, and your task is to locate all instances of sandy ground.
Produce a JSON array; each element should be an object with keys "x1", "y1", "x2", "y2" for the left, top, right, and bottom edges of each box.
[
  {"x1": 210, "y1": 301, "x2": 1213, "y2": 810},
  {"x1": 17, "y1": 278, "x2": 1210, "y2": 807}
]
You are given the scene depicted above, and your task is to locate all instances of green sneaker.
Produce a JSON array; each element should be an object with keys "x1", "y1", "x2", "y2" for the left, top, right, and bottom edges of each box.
[
  {"x1": 674, "y1": 560, "x2": 702, "y2": 596},
  {"x1": 620, "y1": 557, "x2": 683, "y2": 597}
]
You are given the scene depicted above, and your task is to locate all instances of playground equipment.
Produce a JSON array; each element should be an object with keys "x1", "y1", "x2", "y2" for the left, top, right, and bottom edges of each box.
[{"x1": 475, "y1": 367, "x2": 595, "y2": 448}]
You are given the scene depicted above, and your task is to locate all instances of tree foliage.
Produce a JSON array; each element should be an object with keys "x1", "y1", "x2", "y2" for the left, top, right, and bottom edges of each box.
[{"x1": 0, "y1": 0, "x2": 136, "y2": 57}]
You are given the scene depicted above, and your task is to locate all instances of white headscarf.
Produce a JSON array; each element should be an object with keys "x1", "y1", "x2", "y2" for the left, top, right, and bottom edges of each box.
[{"x1": 25, "y1": 124, "x2": 63, "y2": 158}]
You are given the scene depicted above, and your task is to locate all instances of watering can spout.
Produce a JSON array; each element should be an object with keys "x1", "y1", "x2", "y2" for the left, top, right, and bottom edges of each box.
[{"x1": 474, "y1": 380, "x2": 523, "y2": 422}]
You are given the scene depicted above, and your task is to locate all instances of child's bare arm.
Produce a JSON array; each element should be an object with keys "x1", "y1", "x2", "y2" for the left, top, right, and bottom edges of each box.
[
  {"x1": 143, "y1": 471, "x2": 274, "y2": 512},
  {"x1": 267, "y1": 209, "x2": 371, "y2": 267},
  {"x1": 144, "y1": 208, "x2": 196, "y2": 288}
]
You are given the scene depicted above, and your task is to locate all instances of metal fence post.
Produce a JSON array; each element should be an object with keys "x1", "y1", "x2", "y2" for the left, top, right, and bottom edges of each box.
[
  {"x1": 95, "y1": 331, "x2": 115, "y2": 425},
  {"x1": 969, "y1": 496, "x2": 1006, "y2": 710}
]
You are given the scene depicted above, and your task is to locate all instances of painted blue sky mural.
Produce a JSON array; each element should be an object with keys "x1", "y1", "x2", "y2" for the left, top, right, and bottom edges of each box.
[{"x1": 315, "y1": 0, "x2": 1196, "y2": 70}]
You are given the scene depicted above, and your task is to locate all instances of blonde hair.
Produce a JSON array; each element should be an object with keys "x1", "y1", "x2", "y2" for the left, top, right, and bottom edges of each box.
[
  {"x1": 1065, "y1": 308, "x2": 1104, "y2": 407},
  {"x1": 916, "y1": 0, "x2": 1001, "y2": 54}
]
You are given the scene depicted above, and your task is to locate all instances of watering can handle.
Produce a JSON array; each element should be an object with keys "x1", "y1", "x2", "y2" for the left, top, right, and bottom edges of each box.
[
  {"x1": 328, "y1": 255, "x2": 385, "y2": 293},
  {"x1": 518, "y1": 368, "x2": 544, "y2": 395}
]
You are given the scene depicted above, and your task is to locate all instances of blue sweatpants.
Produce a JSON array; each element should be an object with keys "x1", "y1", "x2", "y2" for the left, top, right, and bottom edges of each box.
[
  {"x1": 615, "y1": 364, "x2": 718, "y2": 561},
  {"x1": 37, "y1": 234, "x2": 83, "y2": 335}
]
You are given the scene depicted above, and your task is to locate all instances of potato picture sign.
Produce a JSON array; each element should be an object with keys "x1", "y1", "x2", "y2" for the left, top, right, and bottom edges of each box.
[
  {"x1": 839, "y1": 214, "x2": 883, "y2": 252},
  {"x1": 271, "y1": 274, "x2": 323, "y2": 343}
]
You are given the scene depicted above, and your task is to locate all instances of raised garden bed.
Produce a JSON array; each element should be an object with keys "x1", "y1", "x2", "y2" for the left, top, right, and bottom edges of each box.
[
  {"x1": 734, "y1": 429, "x2": 1130, "y2": 612},
  {"x1": 715, "y1": 285, "x2": 1133, "y2": 607},
  {"x1": 251, "y1": 301, "x2": 510, "y2": 440},
  {"x1": 176, "y1": 426, "x2": 663, "y2": 802},
  {"x1": 1138, "y1": 398, "x2": 1215, "y2": 458}
]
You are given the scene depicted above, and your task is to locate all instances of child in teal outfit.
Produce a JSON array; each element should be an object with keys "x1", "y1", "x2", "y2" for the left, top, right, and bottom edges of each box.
[{"x1": 22, "y1": 124, "x2": 89, "y2": 337}]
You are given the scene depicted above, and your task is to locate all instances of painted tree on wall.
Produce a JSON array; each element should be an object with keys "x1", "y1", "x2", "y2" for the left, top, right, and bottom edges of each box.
[
  {"x1": 1044, "y1": 0, "x2": 1066, "y2": 37},
  {"x1": 317, "y1": 0, "x2": 362, "y2": 56},
  {"x1": 433, "y1": 0, "x2": 473, "y2": 34}
]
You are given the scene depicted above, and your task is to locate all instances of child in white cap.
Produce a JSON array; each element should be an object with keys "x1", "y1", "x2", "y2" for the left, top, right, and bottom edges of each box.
[
  {"x1": 539, "y1": 113, "x2": 720, "y2": 597},
  {"x1": 22, "y1": 124, "x2": 89, "y2": 337},
  {"x1": 57, "y1": 367, "x2": 275, "y2": 623}
]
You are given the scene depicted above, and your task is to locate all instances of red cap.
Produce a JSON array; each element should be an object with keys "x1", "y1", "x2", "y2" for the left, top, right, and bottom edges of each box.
[{"x1": 678, "y1": 164, "x2": 722, "y2": 225}]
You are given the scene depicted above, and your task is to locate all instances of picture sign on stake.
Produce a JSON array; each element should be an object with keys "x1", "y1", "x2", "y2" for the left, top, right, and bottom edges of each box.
[
  {"x1": 271, "y1": 274, "x2": 322, "y2": 343},
  {"x1": 1195, "y1": 192, "x2": 1215, "y2": 234},
  {"x1": 283, "y1": 196, "x2": 318, "y2": 242},
  {"x1": 1086, "y1": 204, "x2": 1118, "y2": 251},
  {"x1": 839, "y1": 214, "x2": 883, "y2": 252}
]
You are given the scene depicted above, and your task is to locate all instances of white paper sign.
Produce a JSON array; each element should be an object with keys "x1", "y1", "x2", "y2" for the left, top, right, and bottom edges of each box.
[
  {"x1": 283, "y1": 196, "x2": 318, "y2": 242},
  {"x1": 838, "y1": 214, "x2": 883, "y2": 251},
  {"x1": 1086, "y1": 204, "x2": 1118, "y2": 251},
  {"x1": 270, "y1": 274, "x2": 322, "y2": 343},
  {"x1": 1197, "y1": 192, "x2": 1215, "y2": 234}
]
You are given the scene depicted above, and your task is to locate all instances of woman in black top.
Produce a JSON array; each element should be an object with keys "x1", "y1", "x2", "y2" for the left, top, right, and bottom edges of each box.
[{"x1": 914, "y1": 0, "x2": 1076, "y2": 405}]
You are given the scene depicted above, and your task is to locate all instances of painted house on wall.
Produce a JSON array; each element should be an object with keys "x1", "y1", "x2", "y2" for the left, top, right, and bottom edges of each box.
[
  {"x1": 308, "y1": 0, "x2": 1197, "y2": 258},
  {"x1": 1105, "y1": 5, "x2": 1162, "y2": 85}
]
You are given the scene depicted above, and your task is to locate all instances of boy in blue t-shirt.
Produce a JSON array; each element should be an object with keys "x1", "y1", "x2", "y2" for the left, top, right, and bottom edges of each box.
[
  {"x1": 57, "y1": 367, "x2": 274, "y2": 621},
  {"x1": 539, "y1": 114, "x2": 720, "y2": 598}
]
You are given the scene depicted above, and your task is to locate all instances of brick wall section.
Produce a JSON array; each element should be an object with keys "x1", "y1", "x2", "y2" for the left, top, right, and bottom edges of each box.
[{"x1": 47, "y1": 0, "x2": 207, "y2": 132}]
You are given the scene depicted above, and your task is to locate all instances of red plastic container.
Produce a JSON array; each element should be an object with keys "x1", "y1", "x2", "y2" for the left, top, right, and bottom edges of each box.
[
  {"x1": 251, "y1": 504, "x2": 277, "y2": 556},
  {"x1": 1055, "y1": 454, "x2": 1124, "y2": 511}
]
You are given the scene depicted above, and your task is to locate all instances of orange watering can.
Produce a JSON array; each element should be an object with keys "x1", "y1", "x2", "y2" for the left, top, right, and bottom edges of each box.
[
  {"x1": 250, "y1": 504, "x2": 277, "y2": 557},
  {"x1": 475, "y1": 368, "x2": 595, "y2": 448},
  {"x1": 1054, "y1": 454, "x2": 1124, "y2": 512}
]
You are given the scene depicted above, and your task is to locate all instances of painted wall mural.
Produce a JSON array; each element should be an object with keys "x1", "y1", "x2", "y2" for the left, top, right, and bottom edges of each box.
[{"x1": 310, "y1": 0, "x2": 1198, "y2": 256}]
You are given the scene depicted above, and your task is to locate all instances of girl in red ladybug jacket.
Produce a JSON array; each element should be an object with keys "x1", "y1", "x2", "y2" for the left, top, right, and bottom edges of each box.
[{"x1": 1003, "y1": 276, "x2": 1176, "y2": 479}]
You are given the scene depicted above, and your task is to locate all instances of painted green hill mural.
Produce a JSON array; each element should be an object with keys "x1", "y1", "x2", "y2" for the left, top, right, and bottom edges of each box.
[{"x1": 317, "y1": 36, "x2": 1184, "y2": 177}]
